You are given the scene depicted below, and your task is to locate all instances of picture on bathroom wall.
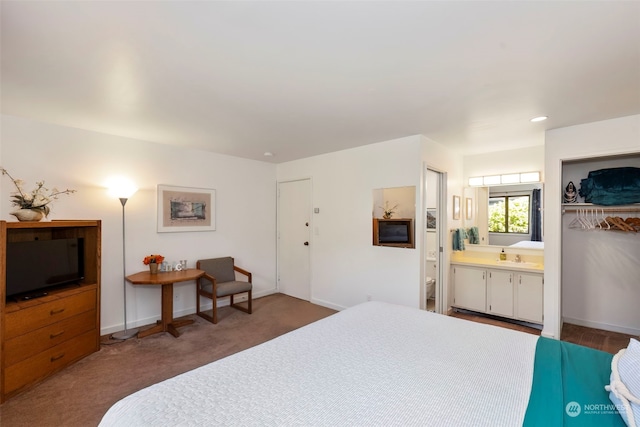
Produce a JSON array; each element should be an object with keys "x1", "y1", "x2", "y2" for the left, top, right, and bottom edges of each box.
[
  {"x1": 427, "y1": 209, "x2": 436, "y2": 230},
  {"x1": 466, "y1": 198, "x2": 473, "y2": 220},
  {"x1": 453, "y1": 195, "x2": 461, "y2": 220}
]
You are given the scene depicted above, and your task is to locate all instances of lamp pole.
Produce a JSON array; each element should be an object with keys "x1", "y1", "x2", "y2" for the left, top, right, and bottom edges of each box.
[{"x1": 111, "y1": 196, "x2": 139, "y2": 340}]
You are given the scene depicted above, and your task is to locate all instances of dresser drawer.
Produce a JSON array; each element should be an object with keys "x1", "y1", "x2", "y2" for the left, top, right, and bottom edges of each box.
[
  {"x1": 4, "y1": 310, "x2": 96, "y2": 366},
  {"x1": 4, "y1": 289, "x2": 96, "y2": 340},
  {"x1": 3, "y1": 330, "x2": 97, "y2": 396}
]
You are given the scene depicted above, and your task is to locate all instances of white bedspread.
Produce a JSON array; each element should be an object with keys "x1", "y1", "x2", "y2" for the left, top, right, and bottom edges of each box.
[
  {"x1": 99, "y1": 301, "x2": 538, "y2": 426},
  {"x1": 509, "y1": 241, "x2": 544, "y2": 249}
]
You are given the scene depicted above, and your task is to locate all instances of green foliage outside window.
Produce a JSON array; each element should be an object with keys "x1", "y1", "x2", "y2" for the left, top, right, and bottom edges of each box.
[{"x1": 489, "y1": 195, "x2": 530, "y2": 233}]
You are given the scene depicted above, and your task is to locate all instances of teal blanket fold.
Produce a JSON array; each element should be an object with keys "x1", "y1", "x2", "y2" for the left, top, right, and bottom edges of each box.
[{"x1": 523, "y1": 337, "x2": 625, "y2": 427}]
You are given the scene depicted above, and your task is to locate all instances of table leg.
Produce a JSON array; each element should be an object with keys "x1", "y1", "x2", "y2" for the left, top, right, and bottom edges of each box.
[
  {"x1": 138, "y1": 282, "x2": 194, "y2": 338},
  {"x1": 161, "y1": 283, "x2": 173, "y2": 332}
]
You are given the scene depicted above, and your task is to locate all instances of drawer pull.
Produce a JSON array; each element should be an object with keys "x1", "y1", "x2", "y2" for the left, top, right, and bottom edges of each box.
[
  {"x1": 50, "y1": 308, "x2": 66, "y2": 315},
  {"x1": 50, "y1": 353, "x2": 65, "y2": 362},
  {"x1": 50, "y1": 331, "x2": 65, "y2": 339}
]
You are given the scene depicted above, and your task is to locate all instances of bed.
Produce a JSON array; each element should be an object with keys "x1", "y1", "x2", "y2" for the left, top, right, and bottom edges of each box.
[
  {"x1": 99, "y1": 301, "x2": 635, "y2": 427},
  {"x1": 509, "y1": 241, "x2": 544, "y2": 249}
]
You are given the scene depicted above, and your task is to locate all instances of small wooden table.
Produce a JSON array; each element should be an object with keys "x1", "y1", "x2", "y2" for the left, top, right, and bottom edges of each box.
[{"x1": 126, "y1": 269, "x2": 205, "y2": 338}]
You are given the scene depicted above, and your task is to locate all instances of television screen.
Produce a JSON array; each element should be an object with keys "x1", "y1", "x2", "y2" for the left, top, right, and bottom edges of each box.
[
  {"x1": 378, "y1": 222, "x2": 410, "y2": 244},
  {"x1": 6, "y1": 238, "x2": 84, "y2": 299}
]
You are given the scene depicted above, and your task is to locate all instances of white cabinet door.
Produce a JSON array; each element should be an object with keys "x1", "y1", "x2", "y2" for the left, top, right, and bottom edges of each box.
[
  {"x1": 453, "y1": 266, "x2": 486, "y2": 312},
  {"x1": 488, "y1": 270, "x2": 514, "y2": 317},
  {"x1": 516, "y1": 273, "x2": 543, "y2": 323}
]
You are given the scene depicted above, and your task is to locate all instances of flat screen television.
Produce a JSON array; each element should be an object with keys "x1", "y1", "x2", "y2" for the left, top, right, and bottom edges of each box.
[
  {"x1": 6, "y1": 238, "x2": 84, "y2": 300},
  {"x1": 374, "y1": 219, "x2": 414, "y2": 248}
]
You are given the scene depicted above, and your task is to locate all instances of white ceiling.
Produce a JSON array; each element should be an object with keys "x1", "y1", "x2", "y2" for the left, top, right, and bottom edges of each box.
[{"x1": 2, "y1": 1, "x2": 639, "y2": 163}]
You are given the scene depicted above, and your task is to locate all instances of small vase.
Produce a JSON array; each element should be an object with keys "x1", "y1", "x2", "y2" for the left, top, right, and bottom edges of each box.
[
  {"x1": 149, "y1": 263, "x2": 159, "y2": 274},
  {"x1": 11, "y1": 209, "x2": 44, "y2": 222}
]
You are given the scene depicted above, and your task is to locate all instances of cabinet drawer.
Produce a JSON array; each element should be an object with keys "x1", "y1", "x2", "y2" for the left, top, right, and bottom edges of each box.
[
  {"x1": 3, "y1": 330, "x2": 97, "y2": 396},
  {"x1": 4, "y1": 289, "x2": 96, "y2": 340},
  {"x1": 4, "y1": 310, "x2": 96, "y2": 366}
]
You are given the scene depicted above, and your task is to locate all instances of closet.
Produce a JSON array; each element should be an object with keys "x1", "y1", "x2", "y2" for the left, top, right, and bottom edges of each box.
[{"x1": 561, "y1": 154, "x2": 640, "y2": 336}]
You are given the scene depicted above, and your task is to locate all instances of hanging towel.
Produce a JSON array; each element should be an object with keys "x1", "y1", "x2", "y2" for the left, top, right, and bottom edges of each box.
[
  {"x1": 452, "y1": 228, "x2": 467, "y2": 251},
  {"x1": 467, "y1": 226, "x2": 479, "y2": 244}
]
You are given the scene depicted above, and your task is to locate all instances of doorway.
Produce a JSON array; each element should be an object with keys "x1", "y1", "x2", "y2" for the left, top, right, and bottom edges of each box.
[
  {"x1": 277, "y1": 179, "x2": 311, "y2": 301},
  {"x1": 424, "y1": 168, "x2": 445, "y2": 313}
]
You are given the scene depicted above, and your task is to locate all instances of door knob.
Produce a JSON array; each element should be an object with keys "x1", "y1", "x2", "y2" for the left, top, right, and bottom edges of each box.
[{"x1": 304, "y1": 241, "x2": 309, "y2": 246}]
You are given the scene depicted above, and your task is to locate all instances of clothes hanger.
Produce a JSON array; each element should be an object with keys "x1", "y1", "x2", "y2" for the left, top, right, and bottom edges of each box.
[{"x1": 568, "y1": 210, "x2": 583, "y2": 229}]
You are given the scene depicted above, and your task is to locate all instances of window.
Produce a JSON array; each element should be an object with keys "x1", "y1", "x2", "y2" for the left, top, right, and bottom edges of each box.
[{"x1": 488, "y1": 195, "x2": 530, "y2": 233}]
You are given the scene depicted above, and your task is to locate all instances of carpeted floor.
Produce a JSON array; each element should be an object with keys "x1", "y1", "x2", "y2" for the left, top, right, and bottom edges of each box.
[{"x1": 0, "y1": 293, "x2": 336, "y2": 427}]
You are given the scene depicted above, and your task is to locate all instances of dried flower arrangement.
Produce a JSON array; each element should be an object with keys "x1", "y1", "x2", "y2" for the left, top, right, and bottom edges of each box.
[
  {"x1": 379, "y1": 201, "x2": 399, "y2": 219},
  {"x1": 1, "y1": 167, "x2": 76, "y2": 217}
]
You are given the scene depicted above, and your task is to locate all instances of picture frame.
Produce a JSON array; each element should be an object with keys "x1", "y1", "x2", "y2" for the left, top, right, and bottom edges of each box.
[
  {"x1": 465, "y1": 197, "x2": 473, "y2": 220},
  {"x1": 453, "y1": 195, "x2": 461, "y2": 220},
  {"x1": 426, "y1": 209, "x2": 436, "y2": 230},
  {"x1": 157, "y1": 184, "x2": 216, "y2": 233}
]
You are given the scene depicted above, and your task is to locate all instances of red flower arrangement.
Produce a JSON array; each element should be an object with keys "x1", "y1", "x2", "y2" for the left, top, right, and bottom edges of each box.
[{"x1": 143, "y1": 254, "x2": 165, "y2": 265}]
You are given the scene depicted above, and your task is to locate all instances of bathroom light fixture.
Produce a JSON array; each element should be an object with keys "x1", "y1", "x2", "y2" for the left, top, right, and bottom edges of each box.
[
  {"x1": 530, "y1": 116, "x2": 548, "y2": 122},
  {"x1": 468, "y1": 171, "x2": 541, "y2": 186},
  {"x1": 263, "y1": 152, "x2": 274, "y2": 157}
]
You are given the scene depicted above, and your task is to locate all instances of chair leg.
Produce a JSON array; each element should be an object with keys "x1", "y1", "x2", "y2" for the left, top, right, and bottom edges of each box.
[
  {"x1": 212, "y1": 297, "x2": 218, "y2": 324},
  {"x1": 230, "y1": 291, "x2": 252, "y2": 315},
  {"x1": 196, "y1": 292, "x2": 216, "y2": 324}
]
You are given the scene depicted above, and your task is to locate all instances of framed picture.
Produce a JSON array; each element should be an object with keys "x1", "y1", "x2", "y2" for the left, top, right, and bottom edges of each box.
[
  {"x1": 157, "y1": 185, "x2": 216, "y2": 232},
  {"x1": 465, "y1": 198, "x2": 473, "y2": 220},
  {"x1": 426, "y1": 209, "x2": 436, "y2": 230},
  {"x1": 453, "y1": 195, "x2": 461, "y2": 220}
]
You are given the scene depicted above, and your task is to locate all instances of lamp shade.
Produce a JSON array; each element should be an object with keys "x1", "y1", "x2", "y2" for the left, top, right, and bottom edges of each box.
[{"x1": 106, "y1": 176, "x2": 138, "y2": 199}]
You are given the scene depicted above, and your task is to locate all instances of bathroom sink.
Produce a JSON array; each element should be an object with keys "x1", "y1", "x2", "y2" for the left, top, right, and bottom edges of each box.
[{"x1": 496, "y1": 260, "x2": 539, "y2": 267}]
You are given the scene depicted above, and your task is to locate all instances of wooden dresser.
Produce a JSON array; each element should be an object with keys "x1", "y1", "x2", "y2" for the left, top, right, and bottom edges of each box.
[{"x1": 0, "y1": 220, "x2": 101, "y2": 403}]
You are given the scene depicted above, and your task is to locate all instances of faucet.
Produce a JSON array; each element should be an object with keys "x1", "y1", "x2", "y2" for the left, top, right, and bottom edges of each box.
[{"x1": 514, "y1": 254, "x2": 521, "y2": 263}]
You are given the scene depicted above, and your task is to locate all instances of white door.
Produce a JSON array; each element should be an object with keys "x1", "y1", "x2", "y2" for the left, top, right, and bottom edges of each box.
[
  {"x1": 425, "y1": 167, "x2": 446, "y2": 313},
  {"x1": 277, "y1": 179, "x2": 311, "y2": 301}
]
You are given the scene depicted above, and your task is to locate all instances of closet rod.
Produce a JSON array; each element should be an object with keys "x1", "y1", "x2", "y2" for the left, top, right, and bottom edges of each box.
[{"x1": 562, "y1": 206, "x2": 640, "y2": 214}]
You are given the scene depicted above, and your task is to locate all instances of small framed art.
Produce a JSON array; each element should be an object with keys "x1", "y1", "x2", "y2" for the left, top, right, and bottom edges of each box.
[
  {"x1": 157, "y1": 184, "x2": 216, "y2": 232},
  {"x1": 453, "y1": 195, "x2": 461, "y2": 220}
]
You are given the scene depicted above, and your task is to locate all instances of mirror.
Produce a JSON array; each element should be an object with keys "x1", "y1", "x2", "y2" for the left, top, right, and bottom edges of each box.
[
  {"x1": 372, "y1": 186, "x2": 416, "y2": 248},
  {"x1": 465, "y1": 183, "x2": 543, "y2": 248}
]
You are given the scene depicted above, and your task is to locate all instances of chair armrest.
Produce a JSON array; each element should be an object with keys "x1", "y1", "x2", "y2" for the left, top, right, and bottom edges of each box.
[
  {"x1": 233, "y1": 266, "x2": 252, "y2": 283},
  {"x1": 199, "y1": 273, "x2": 217, "y2": 290}
]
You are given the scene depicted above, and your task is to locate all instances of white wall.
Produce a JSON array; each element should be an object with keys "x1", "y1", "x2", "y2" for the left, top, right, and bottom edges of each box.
[
  {"x1": 1, "y1": 115, "x2": 277, "y2": 334},
  {"x1": 463, "y1": 145, "x2": 545, "y2": 183},
  {"x1": 277, "y1": 136, "x2": 424, "y2": 310},
  {"x1": 544, "y1": 114, "x2": 640, "y2": 338}
]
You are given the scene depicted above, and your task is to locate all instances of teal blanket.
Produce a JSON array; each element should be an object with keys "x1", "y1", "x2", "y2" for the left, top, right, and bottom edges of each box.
[{"x1": 523, "y1": 337, "x2": 625, "y2": 427}]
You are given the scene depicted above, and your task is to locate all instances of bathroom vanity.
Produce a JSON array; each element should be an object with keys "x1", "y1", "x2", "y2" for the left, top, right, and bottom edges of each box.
[{"x1": 450, "y1": 247, "x2": 544, "y2": 325}]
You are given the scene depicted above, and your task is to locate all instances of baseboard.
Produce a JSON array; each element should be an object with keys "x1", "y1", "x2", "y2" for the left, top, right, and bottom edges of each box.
[
  {"x1": 310, "y1": 297, "x2": 346, "y2": 312},
  {"x1": 101, "y1": 288, "x2": 280, "y2": 336},
  {"x1": 562, "y1": 316, "x2": 640, "y2": 336}
]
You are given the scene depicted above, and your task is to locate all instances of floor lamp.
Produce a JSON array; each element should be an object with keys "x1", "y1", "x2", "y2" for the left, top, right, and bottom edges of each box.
[{"x1": 110, "y1": 181, "x2": 139, "y2": 340}]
